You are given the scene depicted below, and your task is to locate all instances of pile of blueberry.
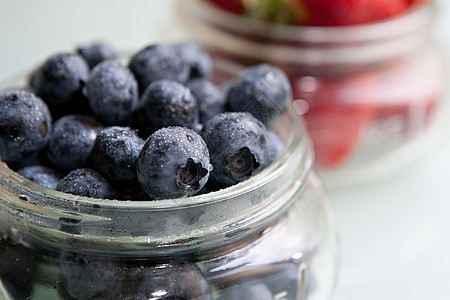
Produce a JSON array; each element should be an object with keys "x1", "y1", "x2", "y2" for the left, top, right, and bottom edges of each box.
[{"x1": 0, "y1": 42, "x2": 291, "y2": 200}]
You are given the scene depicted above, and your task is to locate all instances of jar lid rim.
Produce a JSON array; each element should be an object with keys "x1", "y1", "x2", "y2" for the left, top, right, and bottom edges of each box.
[
  {"x1": 179, "y1": 1, "x2": 434, "y2": 65},
  {"x1": 182, "y1": 0, "x2": 434, "y2": 44}
]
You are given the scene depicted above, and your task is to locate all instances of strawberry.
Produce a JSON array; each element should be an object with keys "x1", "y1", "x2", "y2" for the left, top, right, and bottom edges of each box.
[
  {"x1": 407, "y1": 0, "x2": 430, "y2": 6},
  {"x1": 292, "y1": 73, "x2": 377, "y2": 168},
  {"x1": 298, "y1": 0, "x2": 409, "y2": 26},
  {"x1": 208, "y1": 0, "x2": 308, "y2": 24},
  {"x1": 208, "y1": 0, "x2": 244, "y2": 14},
  {"x1": 242, "y1": 0, "x2": 308, "y2": 25},
  {"x1": 207, "y1": 0, "x2": 414, "y2": 26}
]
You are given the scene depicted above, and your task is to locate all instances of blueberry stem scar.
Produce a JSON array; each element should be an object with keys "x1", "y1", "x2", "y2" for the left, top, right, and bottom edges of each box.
[
  {"x1": 226, "y1": 147, "x2": 259, "y2": 177},
  {"x1": 178, "y1": 158, "x2": 208, "y2": 189}
]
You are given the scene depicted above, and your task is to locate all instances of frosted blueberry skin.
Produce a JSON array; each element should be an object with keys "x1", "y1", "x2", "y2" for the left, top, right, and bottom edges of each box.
[
  {"x1": 56, "y1": 168, "x2": 116, "y2": 199},
  {"x1": 266, "y1": 130, "x2": 285, "y2": 165},
  {"x1": 77, "y1": 42, "x2": 117, "y2": 69},
  {"x1": 137, "y1": 126, "x2": 212, "y2": 200},
  {"x1": 226, "y1": 64, "x2": 292, "y2": 126},
  {"x1": 128, "y1": 44, "x2": 190, "y2": 94},
  {"x1": 17, "y1": 165, "x2": 61, "y2": 190},
  {"x1": 202, "y1": 112, "x2": 269, "y2": 187},
  {"x1": 90, "y1": 126, "x2": 145, "y2": 188},
  {"x1": 83, "y1": 60, "x2": 138, "y2": 125},
  {"x1": 46, "y1": 114, "x2": 102, "y2": 171},
  {"x1": 118, "y1": 187, "x2": 153, "y2": 201},
  {"x1": 186, "y1": 79, "x2": 226, "y2": 124},
  {"x1": 119, "y1": 262, "x2": 212, "y2": 300},
  {"x1": 174, "y1": 42, "x2": 213, "y2": 80},
  {"x1": 0, "y1": 89, "x2": 52, "y2": 164},
  {"x1": 30, "y1": 53, "x2": 89, "y2": 106},
  {"x1": 133, "y1": 79, "x2": 201, "y2": 138}
]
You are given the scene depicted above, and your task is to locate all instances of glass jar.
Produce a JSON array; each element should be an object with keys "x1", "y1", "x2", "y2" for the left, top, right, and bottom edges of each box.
[
  {"x1": 0, "y1": 97, "x2": 338, "y2": 300},
  {"x1": 177, "y1": 0, "x2": 448, "y2": 187}
]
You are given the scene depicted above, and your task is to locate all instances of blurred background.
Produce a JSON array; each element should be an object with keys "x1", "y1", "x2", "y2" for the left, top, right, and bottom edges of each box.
[{"x1": 1, "y1": 0, "x2": 450, "y2": 299}]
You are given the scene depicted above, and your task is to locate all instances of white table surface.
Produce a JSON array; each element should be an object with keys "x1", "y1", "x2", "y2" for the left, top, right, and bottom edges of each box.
[{"x1": 1, "y1": 1, "x2": 450, "y2": 299}]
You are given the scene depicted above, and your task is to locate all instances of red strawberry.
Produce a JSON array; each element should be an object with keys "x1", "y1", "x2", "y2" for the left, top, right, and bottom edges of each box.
[
  {"x1": 299, "y1": 0, "x2": 409, "y2": 26},
  {"x1": 292, "y1": 73, "x2": 377, "y2": 168},
  {"x1": 208, "y1": 0, "x2": 244, "y2": 14},
  {"x1": 208, "y1": 0, "x2": 308, "y2": 24},
  {"x1": 407, "y1": 0, "x2": 430, "y2": 6},
  {"x1": 207, "y1": 0, "x2": 426, "y2": 26}
]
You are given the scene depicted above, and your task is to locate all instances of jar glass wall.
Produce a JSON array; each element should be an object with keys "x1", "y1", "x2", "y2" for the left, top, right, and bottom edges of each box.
[
  {"x1": 0, "y1": 99, "x2": 338, "y2": 299},
  {"x1": 178, "y1": 0, "x2": 448, "y2": 187}
]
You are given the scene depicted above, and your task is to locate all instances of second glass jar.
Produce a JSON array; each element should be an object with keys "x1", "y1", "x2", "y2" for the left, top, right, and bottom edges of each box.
[{"x1": 178, "y1": 0, "x2": 448, "y2": 187}]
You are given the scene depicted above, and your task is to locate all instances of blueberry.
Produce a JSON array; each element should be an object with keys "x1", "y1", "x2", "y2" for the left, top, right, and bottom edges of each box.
[
  {"x1": 77, "y1": 42, "x2": 117, "y2": 69},
  {"x1": 57, "y1": 168, "x2": 116, "y2": 199},
  {"x1": 17, "y1": 165, "x2": 61, "y2": 190},
  {"x1": 28, "y1": 68, "x2": 39, "y2": 90},
  {"x1": 120, "y1": 262, "x2": 212, "y2": 300},
  {"x1": 133, "y1": 79, "x2": 201, "y2": 138},
  {"x1": 0, "y1": 89, "x2": 51, "y2": 164},
  {"x1": 128, "y1": 44, "x2": 189, "y2": 94},
  {"x1": 83, "y1": 60, "x2": 138, "y2": 125},
  {"x1": 226, "y1": 64, "x2": 292, "y2": 126},
  {"x1": 0, "y1": 240, "x2": 39, "y2": 299},
  {"x1": 58, "y1": 253, "x2": 119, "y2": 299},
  {"x1": 266, "y1": 130, "x2": 285, "y2": 165},
  {"x1": 31, "y1": 53, "x2": 89, "y2": 106},
  {"x1": 173, "y1": 42, "x2": 212, "y2": 80},
  {"x1": 186, "y1": 79, "x2": 226, "y2": 124},
  {"x1": 119, "y1": 187, "x2": 153, "y2": 201},
  {"x1": 137, "y1": 126, "x2": 212, "y2": 199},
  {"x1": 90, "y1": 126, "x2": 144, "y2": 188},
  {"x1": 202, "y1": 112, "x2": 269, "y2": 187},
  {"x1": 46, "y1": 114, "x2": 102, "y2": 171},
  {"x1": 196, "y1": 180, "x2": 223, "y2": 195},
  {"x1": 220, "y1": 78, "x2": 235, "y2": 96}
]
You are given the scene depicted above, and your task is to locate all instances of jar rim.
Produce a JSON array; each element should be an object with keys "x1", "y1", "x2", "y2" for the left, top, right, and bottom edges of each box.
[
  {"x1": 0, "y1": 103, "x2": 312, "y2": 255},
  {"x1": 182, "y1": 0, "x2": 433, "y2": 44},
  {"x1": 179, "y1": 0, "x2": 434, "y2": 65}
]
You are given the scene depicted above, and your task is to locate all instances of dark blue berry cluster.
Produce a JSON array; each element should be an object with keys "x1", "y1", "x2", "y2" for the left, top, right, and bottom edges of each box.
[
  {"x1": 0, "y1": 41, "x2": 290, "y2": 200},
  {"x1": 56, "y1": 254, "x2": 213, "y2": 299}
]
